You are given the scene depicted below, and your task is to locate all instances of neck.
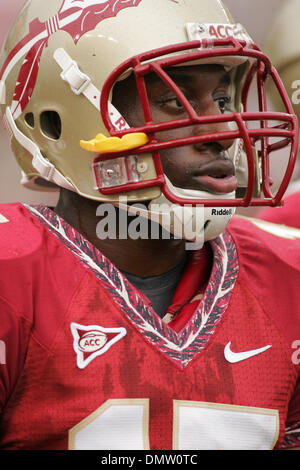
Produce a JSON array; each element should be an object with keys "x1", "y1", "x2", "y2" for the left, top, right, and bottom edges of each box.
[{"x1": 54, "y1": 189, "x2": 191, "y2": 277}]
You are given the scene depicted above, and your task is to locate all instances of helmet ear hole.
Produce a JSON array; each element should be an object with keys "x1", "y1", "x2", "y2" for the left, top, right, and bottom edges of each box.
[
  {"x1": 25, "y1": 112, "x2": 35, "y2": 129},
  {"x1": 40, "y1": 111, "x2": 62, "y2": 140}
]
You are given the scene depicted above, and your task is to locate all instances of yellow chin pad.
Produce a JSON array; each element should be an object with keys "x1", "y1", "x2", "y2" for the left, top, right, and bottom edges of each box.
[{"x1": 80, "y1": 132, "x2": 149, "y2": 153}]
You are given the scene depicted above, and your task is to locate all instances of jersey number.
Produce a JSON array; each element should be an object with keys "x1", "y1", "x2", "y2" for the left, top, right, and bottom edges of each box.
[{"x1": 68, "y1": 399, "x2": 279, "y2": 450}]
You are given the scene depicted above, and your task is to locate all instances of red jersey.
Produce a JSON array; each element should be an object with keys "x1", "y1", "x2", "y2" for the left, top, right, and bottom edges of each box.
[
  {"x1": 259, "y1": 191, "x2": 300, "y2": 229},
  {"x1": 0, "y1": 203, "x2": 300, "y2": 450}
]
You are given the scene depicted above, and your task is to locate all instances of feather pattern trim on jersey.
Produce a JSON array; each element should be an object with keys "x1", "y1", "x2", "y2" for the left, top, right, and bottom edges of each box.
[
  {"x1": 26, "y1": 204, "x2": 239, "y2": 369},
  {"x1": 282, "y1": 422, "x2": 300, "y2": 449}
]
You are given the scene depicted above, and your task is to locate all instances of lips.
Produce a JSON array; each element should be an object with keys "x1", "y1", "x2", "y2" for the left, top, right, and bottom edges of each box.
[
  {"x1": 191, "y1": 159, "x2": 238, "y2": 194},
  {"x1": 192, "y1": 174, "x2": 238, "y2": 194}
]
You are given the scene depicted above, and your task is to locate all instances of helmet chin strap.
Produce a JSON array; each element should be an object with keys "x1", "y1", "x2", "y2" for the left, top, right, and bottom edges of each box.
[{"x1": 116, "y1": 175, "x2": 236, "y2": 244}]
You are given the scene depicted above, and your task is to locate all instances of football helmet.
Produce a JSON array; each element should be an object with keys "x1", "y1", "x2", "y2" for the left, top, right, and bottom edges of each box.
[{"x1": 0, "y1": 0, "x2": 298, "y2": 241}]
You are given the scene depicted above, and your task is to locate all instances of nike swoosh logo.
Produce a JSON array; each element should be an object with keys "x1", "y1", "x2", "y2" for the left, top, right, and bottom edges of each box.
[{"x1": 224, "y1": 342, "x2": 272, "y2": 363}]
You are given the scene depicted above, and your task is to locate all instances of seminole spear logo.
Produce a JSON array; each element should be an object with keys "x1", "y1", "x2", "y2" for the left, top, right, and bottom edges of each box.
[{"x1": 0, "y1": 0, "x2": 143, "y2": 120}]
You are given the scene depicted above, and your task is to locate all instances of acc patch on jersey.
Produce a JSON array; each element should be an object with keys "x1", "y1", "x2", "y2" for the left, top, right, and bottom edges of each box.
[{"x1": 70, "y1": 322, "x2": 127, "y2": 369}]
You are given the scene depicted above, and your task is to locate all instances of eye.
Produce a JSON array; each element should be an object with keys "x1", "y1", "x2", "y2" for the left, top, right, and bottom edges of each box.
[
  {"x1": 158, "y1": 96, "x2": 185, "y2": 112},
  {"x1": 215, "y1": 96, "x2": 231, "y2": 114}
]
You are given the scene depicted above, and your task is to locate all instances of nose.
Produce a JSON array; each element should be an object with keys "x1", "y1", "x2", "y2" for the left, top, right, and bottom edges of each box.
[{"x1": 192, "y1": 103, "x2": 235, "y2": 153}]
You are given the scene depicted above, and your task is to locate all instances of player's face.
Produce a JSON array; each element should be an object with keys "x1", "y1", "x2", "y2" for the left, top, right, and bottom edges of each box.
[{"x1": 113, "y1": 64, "x2": 238, "y2": 194}]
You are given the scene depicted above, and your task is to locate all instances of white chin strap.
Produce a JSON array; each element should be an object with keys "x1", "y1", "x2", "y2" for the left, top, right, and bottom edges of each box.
[{"x1": 117, "y1": 176, "x2": 236, "y2": 243}]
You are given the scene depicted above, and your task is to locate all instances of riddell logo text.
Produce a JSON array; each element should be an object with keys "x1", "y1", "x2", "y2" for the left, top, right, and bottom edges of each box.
[
  {"x1": 0, "y1": 340, "x2": 6, "y2": 365},
  {"x1": 211, "y1": 209, "x2": 233, "y2": 216}
]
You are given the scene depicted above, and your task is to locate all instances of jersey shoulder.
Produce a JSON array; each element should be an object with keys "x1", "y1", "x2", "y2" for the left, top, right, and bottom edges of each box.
[
  {"x1": 227, "y1": 215, "x2": 300, "y2": 342},
  {"x1": 0, "y1": 203, "x2": 45, "y2": 261},
  {"x1": 0, "y1": 203, "x2": 87, "y2": 345},
  {"x1": 228, "y1": 215, "x2": 300, "y2": 267},
  {"x1": 259, "y1": 192, "x2": 300, "y2": 229}
]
